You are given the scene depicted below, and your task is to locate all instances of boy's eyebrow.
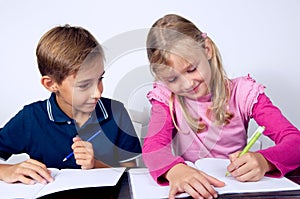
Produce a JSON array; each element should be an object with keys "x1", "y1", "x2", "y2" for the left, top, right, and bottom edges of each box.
[{"x1": 76, "y1": 70, "x2": 105, "y2": 84}]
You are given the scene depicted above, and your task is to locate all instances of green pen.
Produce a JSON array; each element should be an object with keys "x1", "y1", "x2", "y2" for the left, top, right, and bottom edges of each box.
[{"x1": 225, "y1": 126, "x2": 265, "y2": 176}]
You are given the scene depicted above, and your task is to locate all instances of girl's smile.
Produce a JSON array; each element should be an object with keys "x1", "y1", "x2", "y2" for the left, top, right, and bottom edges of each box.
[{"x1": 158, "y1": 53, "x2": 211, "y2": 100}]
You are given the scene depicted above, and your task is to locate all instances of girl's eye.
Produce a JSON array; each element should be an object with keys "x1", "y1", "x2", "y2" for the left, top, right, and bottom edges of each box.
[
  {"x1": 168, "y1": 76, "x2": 177, "y2": 83},
  {"x1": 187, "y1": 65, "x2": 197, "y2": 73}
]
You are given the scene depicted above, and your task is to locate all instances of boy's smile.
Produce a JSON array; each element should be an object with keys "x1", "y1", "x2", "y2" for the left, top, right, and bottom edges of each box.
[{"x1": 55, "y1": 56, "x2": 104, "y2": 126}]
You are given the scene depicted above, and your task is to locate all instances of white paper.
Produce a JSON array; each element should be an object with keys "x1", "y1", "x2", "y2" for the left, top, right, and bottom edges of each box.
[
  {"x1": 128, "y1": 168, "x2": 189, "y2": 199},
  {"x1": 1, "y1": 167, "x2": 126, "y2": 199},
  {"x1": 128, "y1": 158, "x2": 300, "y2": 199},
  {"x1": 195, "y1": 158, "x2": 300, "y2": 194}
]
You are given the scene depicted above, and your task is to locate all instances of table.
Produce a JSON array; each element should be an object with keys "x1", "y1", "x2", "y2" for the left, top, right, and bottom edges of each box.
[{"x1": 39, "y1": 167, "x2": 300, "y2": 199}]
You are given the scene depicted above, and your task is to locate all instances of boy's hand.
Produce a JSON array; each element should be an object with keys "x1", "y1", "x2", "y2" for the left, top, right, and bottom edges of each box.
[
  {"x1": 71, "y1": 136, "x2": 95, "y2": 169},
  {"x1": 0, "y1": 159, "x2": 53, "y2": 185},
  {"x1": 227, "y1": 151, "x2": 273, "y2": 182},
  {"x1": 165, "y1": 163, "x2": 225, "y2": 199}
]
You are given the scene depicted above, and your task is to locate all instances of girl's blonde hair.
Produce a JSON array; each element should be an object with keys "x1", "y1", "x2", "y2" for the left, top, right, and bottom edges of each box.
[{"x1": 146, "y1": 14, "x2": 233, "y2": 133}]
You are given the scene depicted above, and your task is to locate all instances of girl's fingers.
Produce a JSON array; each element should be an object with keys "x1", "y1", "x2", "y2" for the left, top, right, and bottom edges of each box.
[
  {"x1": 182, "y1": 184, "x2": 203, "y2": 199},
  {"x1": 227, "y1": 153, "x2": 247, "y2": 174},
  {"x1": 169, "y1": 172, "x2": 223, "y2": 199},
  {"x1": 201, "y1": 171, "x2": 225, "y2": 188},
  {"x1": 168, "y1": 186, "x2": 180, "y2": 199},
  {"x1": 228, "y1": 151, "x2": 241, "y2": 162},
  {"x1": 200, "y1": 172, "x2": 224, "y2": 198},
  {"x1": 189, "y1": 179, "x2": 214, "y2": 199}
]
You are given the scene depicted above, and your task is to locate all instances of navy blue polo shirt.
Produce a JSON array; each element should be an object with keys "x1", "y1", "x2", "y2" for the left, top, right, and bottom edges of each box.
[{"x1": 0, "y1": 93, "x2": 141, "y2": 169}]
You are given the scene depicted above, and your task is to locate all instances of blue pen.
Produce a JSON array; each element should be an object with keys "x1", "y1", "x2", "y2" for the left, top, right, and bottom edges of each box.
[{"x1": 62, "y1": 130, "x2": 102, "y2": 162}]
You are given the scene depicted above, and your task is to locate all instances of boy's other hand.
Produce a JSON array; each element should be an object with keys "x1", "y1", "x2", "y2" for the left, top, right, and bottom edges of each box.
[{"x1": 0, "y1": 159, "x2": 53, "y2": 185}]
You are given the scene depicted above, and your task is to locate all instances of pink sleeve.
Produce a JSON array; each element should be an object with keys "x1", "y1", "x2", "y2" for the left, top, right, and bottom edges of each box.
[
  {"x1": 252, "y1": 93, "x2": 300, "y2": 177},
  {"x1": 231, "y1": 75, "x2": 265, "y2": 122},
  {"x1": 142, "y1": 100, "x2": 185, "y2": 185}
]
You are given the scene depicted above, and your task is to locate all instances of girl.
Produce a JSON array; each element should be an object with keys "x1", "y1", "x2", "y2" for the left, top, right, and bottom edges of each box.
[{"x1": 142, "y1": 14, "x2": 300, "y2": 199}]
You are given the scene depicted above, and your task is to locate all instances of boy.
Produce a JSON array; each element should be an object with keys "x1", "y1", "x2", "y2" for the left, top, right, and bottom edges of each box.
[{"x1": 0, "y1": 25, "x2": 142, "y2": 185}]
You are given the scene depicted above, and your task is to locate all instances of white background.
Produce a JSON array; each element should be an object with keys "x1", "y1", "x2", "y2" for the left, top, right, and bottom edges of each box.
[{"x1": 0, "y1": 1, "x2": 299, "y2": 148}]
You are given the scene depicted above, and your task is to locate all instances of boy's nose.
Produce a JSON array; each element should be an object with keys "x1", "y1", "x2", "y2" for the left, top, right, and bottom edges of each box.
[{"x1": 91, "y1": 85, "x2": 102, "y2": 99}]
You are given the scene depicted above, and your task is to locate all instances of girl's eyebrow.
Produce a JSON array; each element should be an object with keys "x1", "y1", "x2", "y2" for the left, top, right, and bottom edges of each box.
[
  {"x1": 160, "y1": 72, "x2": 178, "y2": 82},
  {"x1": 187, "y1": 61, "x2": 197, "y2": 68}
]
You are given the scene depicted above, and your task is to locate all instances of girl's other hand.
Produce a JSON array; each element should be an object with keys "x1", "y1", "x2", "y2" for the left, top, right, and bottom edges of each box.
[
  {"x1": 227, "y1": 151, "x2": 275, "y2": 182},
  {"x1": 0, "y1": 159, "x2": 53, "y2": 185},
  {"x1": 165, "y1": 163, "x2": 225, "y2": 199}
]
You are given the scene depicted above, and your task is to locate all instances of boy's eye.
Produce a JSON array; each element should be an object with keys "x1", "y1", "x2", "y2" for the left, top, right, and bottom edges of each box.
[{"x1": 78, "y1": 83, "x2": 89, "y2": 89}]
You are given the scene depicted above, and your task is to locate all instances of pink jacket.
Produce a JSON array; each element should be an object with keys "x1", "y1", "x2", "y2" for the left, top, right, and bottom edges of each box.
[{"x1": 142, "y1": 75, "x2": 300, "y2": 184}]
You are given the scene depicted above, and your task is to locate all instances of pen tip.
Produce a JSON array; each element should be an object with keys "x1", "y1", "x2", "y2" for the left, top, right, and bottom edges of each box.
[
  {"x1": 225, "y1": 171, "x2": 230, "y2": 177},
  {"x1": 62, "y1": 158, "x2": 67, "y2": 162}
]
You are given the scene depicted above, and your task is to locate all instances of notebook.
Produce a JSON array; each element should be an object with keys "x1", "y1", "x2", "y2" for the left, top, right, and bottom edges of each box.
[
  {"x1": 128, "y1": 158, "x2": 300, "y2": 199},
  {"x1": 1, "y1": 167, "x2": 126, "y2": 199}
]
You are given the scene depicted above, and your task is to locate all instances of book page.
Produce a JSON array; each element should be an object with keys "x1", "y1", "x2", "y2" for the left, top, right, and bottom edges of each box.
[
  {"x1": 0, "y1": 167, "x2": 125, "y2": 199},
  {"x1": 0, "y1": 179, "x2": 45, "y2": 199},
  {"x1": 0, "y1": 168, "x2": 59, "y2": 199},
  {"x1": 128, "y1": 159, "x2": 300, "y2": 199},
  {"x1": 194, "y1": 158, "x2": 300, "y2": 194},
  {"x1": 37, "y1": 167, "x2": 126, "y2": 198},
  {"x1": 128, "y1": 168, "x2": 189, "y2": 199}
]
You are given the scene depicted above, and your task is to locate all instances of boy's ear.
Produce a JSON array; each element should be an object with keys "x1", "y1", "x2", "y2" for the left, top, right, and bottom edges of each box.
[
  {"x1": 204, "y1": 38, "x2": 213, "y2": 60},
  {"x1": 41, "y1": 76, "x2": 58, "y2": 92}
]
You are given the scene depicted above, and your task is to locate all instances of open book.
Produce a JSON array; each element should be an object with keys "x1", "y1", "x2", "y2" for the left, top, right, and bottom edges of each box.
[
  {"x1": 128, "y1": 158, "x2": 300, "y2": 199},
  {"x1": 1, "y1": 167, "x2": 125, "y2": 199}
]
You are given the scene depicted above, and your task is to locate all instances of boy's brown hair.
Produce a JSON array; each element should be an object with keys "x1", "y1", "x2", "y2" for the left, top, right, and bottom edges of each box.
[{"x1": 36, "y1": 24, "x2": 104, "y2": 84}]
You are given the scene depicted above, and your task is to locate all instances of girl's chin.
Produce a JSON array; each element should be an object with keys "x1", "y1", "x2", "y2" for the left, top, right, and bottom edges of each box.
[{"x1": 185, "y1": 92, "x2": 207, "y2": 100}]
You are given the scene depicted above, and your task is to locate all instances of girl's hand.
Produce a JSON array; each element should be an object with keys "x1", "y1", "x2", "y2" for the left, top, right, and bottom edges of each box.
[
  {"x1": 165, "y1": 163, "x2": 225, "y2": 199},
  {"x1": 72, "y1": 136, "x2": 95, "y2": 169},
  {"x1": 0, "y1": 159, "x2": 53, "y2": 185},
  {"x1": 227, "y1": 151, "x2": 275, "y2": 182}
]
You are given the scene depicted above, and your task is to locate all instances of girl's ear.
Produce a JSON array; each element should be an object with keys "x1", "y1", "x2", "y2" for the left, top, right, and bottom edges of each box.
[
  {"x1": 41, "y1": 76, "x2": 58, "y2": 93},
  {"x1": 204, "y1": 38, "x2": 213, "y2": 60}
]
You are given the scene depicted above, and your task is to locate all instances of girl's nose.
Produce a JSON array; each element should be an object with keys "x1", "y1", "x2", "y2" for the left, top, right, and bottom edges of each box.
[{"x1": 181, "y1": 77, "x2": 194, "y2": 91}]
